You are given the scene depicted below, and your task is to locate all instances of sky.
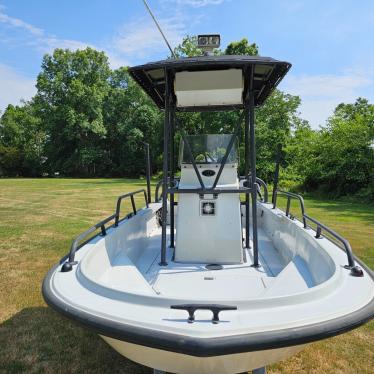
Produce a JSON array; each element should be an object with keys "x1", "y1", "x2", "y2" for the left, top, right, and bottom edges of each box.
[{"x1": 0, "y1": 0, "x2": 373, "y2": 128}]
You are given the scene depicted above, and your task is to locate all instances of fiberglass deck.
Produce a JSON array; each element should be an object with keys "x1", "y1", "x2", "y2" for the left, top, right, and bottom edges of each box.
[{"x1": 100, "y1": 226, "x2": 314, "y2": 300}]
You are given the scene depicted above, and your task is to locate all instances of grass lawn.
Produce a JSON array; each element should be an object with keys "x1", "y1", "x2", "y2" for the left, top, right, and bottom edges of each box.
[{"x1": 0, "y1": 178, "x2": 373, "y2": 373}]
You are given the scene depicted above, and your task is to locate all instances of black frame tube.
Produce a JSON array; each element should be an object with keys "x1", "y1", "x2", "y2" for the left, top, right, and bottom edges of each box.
[
  {"x1": 244, "y1": 92, "x2": 251, "y2": 249},
  {"x1": 249, "y1": 66, "x2": 259, "y2": 267},
  {"x1": 273, "y1": 190, "x2": 307, "y2": 228},
  {"x1": 239, "y1": 176, "x2": 268, "y2": 203},
  {"x1": 303, "y1": 214, "x2": 356, "y2": 268},
  {"x1": 272, "y1": 143, "x2": 282, "y2": 205},
  {"x1": 169, "y1": 101, "x2": 175, "y2": 248},
  {"x1": 115, "y1": 189, "x2": 148, "y2": 227},
  {"x1": 271, "y1": 189, "x2": 358, "y2": 270},
  {"x1": 144, "y1": 142, "x2": 152, "y2": 204},
  {"x1": 67, "y1": 213, "x2": 117, "y2": 265},
  {"x1": 168, "y1": 187, "x2": 252, "y2": 194},
  {"x1": 285, "y1": 196, "x2": 291, "y2": 217},
  {"x1": 160, "y1": 68, "x2": 170, "y2": 266},
  {"x1": 130, "y1": 195, "x2": 137, "y2": 215},
  {"x1": 155, "y1": 176, "x2": 180, "y2": 202}
]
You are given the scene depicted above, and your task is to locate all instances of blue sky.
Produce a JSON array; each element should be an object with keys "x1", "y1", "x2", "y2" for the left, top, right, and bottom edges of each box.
[{"x1": 0, "y1": 0, "x2": 373, "y2": 128}]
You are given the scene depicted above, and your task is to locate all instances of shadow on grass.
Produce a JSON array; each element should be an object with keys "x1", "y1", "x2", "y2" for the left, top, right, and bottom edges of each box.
[{"x1": 0, "y1": 307, "x2": 151, "y2": 374}]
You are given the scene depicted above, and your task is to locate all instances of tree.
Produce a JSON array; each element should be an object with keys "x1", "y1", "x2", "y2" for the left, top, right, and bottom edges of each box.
[
  {"x1": 103, "y1": 67, "x2": 163, "y2": 176},
  {"x1": 225, "y1": 38, "x2": 258, "y2": 56},
  {"x1": 334, "y1": 97, "x2": 374, "y2": 126},
  {"x1": 1, "y1": 39, "x2": 372, "y2": 202},
  {"x1": 224, "y1": 38, "x2": 303, "y2": 181},
  {"x1": 36, "y1": 47, "x2": 111, "y2": 176},
  {"x1": 301, "y1": 98, "x2": 374, "y2": 197},
  {"x1": 255, "y1": 91, "x2": 302, "y2": 182},
  {"x1": 284, "y1": 120, "x2": 317, "y2": 187},
  {"x1": 0, "y1": 101, "x2": 46, "y2": 176},
  {"x1": 173, "y1": 35, "x2": 202, "y2": 58}
]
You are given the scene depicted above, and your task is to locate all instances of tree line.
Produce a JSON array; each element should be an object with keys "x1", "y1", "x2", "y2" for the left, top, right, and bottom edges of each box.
[{"x1": 0, "y1": 37, "x2": 373, "y2": 200}]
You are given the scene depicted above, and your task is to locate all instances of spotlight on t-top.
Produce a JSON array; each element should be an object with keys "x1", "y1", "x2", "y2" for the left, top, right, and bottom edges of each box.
[{"x1": 197, "y1": 34, "x2": 220, "y2": 55}]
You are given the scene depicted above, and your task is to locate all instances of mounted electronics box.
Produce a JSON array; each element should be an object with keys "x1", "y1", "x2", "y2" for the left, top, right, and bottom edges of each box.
[{"x1": 175, "y1": 134, "x2": 243, "y2": 264}]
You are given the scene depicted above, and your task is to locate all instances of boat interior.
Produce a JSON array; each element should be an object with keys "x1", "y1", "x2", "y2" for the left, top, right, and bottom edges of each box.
[
  {"x1": 73, "y1": 133, "x2": 360, "y2": 305},
  {"x1": 80, "y1": 209, "x2": 331, "y2": 302}
]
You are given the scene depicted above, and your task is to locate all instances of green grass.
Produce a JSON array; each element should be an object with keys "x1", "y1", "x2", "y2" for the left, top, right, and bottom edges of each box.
[{"x1": 0, "y1": 178, "x2": 373, "y2": 373}]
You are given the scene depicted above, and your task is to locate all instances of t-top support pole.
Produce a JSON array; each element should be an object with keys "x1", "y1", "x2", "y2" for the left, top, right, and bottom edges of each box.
[
  {"x1": 272, "y1": 143, "x2": 282, "y2": 206},
  {"x1": 144, "y1": 142, "x2": 152, "y2": 204},
  {"x1": 160, "y1": 68, "x2": 170, "y2": 266},
  {"x1": 244, "y1": 88, "x2": 251, "y2": 250},
  {"x1": 249, "y1": 66, "x2": 259, "y2": 267},
  {"x1": 169, "y1": 100, "x2": 175, "y2": 249}
]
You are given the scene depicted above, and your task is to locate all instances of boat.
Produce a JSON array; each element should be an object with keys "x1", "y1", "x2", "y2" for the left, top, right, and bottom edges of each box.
[{"x1": 42, "y1": 36, "x2": 374, "y2": 374}]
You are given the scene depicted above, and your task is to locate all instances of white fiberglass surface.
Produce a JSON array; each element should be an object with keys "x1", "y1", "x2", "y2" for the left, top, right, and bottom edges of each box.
[
  {"x1": 51, "y1": 203, "x2": 374, "y2": 338},
  {"x1": 78, "y1": 203, "x2": 337, "y2": 302},
  {"x1": 145, "y1": 227, "x2": 287, "y2": 299},
  {"x1": 92, "y1": 226, "x2": 315, "y2": 301}
]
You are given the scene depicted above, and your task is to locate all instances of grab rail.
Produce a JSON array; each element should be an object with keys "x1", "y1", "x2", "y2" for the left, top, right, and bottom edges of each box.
[
  {"x1": 240, "y1": 175, "x2": 269, "y2": 203},
  {"x1": 155, "y1": 176, "x2": 268, "y2": 202},
  {"x1": 304, "y1": 214, "x2": 357, "y2": 269},
  {"x1": 61, "y1": 213, "x2": 117, "y2": 272},
  {"x1": 61, "y1": 189, "x2": 149, "y2": 272},
  {"x1": 273, "y1": 190, "x2": 307, "y2": 228},
  {"x1": 115, "y1": 189, "x2": 148, "y2": 226},
  {"x1": 155, "y1": 177, "x2": 179, "y2": 202},
  {"x1": 272, "y1": 189, "x2": 363, "y2": 276},
  {"x1": 155, "y1": 179, "x2": 162, "y2": 202}
]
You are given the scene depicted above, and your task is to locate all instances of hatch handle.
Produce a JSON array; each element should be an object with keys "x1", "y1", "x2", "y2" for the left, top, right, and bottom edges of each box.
[{"x1": 170, "y1": 304, "x2": 237, "y2": 324}]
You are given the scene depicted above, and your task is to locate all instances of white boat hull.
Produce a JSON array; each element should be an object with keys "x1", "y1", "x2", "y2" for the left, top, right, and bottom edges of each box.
[
  {"x1": 42, "y1": 202, "x2": 374, "y2": 373},
  {"x1": 101, "y1": 335, "x2": 304, "y2": 374}
]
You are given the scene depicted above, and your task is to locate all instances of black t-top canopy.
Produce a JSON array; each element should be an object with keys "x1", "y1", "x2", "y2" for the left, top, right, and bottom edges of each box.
[{"x1": 128, "y1": 55, "x2": 291, "y2": 111}]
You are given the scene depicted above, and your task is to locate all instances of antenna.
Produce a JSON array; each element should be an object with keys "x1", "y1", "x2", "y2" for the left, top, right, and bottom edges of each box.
[{"x1": 142, "y1": 0, "x2": 177, "y2": 58}]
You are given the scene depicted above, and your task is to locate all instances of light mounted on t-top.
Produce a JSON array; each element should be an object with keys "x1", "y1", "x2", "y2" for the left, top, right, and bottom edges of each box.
[{"x1": 197, "y1": 34, "x2": 220, "y2": 55}]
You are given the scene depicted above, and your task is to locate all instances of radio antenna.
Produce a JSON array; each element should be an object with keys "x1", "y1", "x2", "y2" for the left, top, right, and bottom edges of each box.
[{"x1": 142, "y1": 0, "x2": 177, "y2": 58}]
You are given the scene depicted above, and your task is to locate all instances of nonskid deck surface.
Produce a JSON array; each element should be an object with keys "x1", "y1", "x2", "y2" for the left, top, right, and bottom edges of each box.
[{"x1": 99, "y1": 226, "x2": 314, "y2": 299}]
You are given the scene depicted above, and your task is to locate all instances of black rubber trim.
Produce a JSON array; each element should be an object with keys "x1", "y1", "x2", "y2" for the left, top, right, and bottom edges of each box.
[{"x1": 42, "y1": 257, "x2": 374, "y2": 357}]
